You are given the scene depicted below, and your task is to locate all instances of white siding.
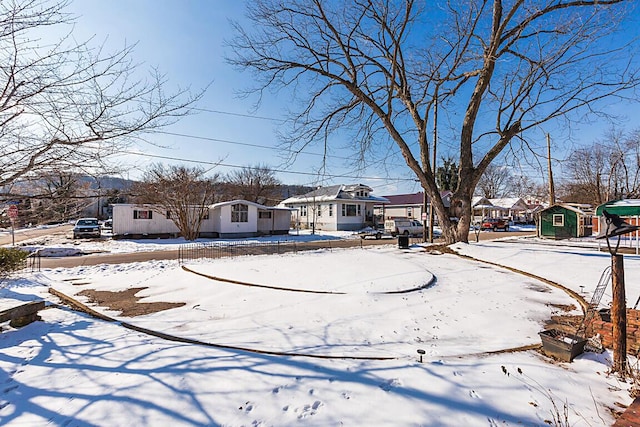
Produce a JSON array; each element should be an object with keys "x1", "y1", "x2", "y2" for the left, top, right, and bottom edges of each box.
[
  {"x1": 112, "y1": 205, "x2": 179, "y2": 235},
  {"x1": 257, "y1": 210, "x2": 290, "y2": 234},
  {"x1": 112, "y1": 201, "x2": 291, "y2": 239},
  {"x1": 217, "y1": 203, "x2": 257, "y2": 235}
]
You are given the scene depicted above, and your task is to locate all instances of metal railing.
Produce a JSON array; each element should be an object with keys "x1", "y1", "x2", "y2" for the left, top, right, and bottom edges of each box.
[
  {"x1": 178, "y1": 238, "x2": 366, "y2": 264},
  {"x1": 26, "y1": 250, "x2": 41, "y2": 272}
]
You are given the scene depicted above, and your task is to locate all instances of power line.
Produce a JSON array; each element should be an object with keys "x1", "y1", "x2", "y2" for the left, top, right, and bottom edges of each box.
[
  {"x1": 116, "y1": 150, "x2": 418, "y2": 183},
  {"x1": 154, "y1": 130, "x2": 407, "y2": 167},
  {"x1": 185, "y1": 107, "x2": 548, "y2": 180},
  {"x1": 189, "y1": 107, "x2": 285, "y2": 123}
]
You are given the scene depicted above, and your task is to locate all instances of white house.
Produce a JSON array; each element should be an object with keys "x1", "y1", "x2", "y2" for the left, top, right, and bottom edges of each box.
[
  {"x1": 488, "y1": 197, "x2": 529, "y2": 223},
  {"x1": 112, "y1": 200, "x2": 294, "y2": 239},
  {"x1": 471, "y1": 196, "x2": 494, "y2": 223},
  {"x1": 279, "y1": 184, "x2": 389, "y2": 231}
]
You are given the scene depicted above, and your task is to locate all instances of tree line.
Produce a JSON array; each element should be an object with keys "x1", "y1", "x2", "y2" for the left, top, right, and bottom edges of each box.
[{"x1": 0, "y1": 164, "x2": 295, "y2": 229}]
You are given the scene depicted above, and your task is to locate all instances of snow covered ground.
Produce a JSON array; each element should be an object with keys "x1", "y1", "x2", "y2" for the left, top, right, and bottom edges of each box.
[{"x1": 1, "y1": 231, "x2": 638, "y2": 426}]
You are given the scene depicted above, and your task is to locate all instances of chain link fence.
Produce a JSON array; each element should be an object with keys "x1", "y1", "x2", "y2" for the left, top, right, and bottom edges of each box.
[{"x1": 177, "y1": 239, "x2": 368, "y2": 264}]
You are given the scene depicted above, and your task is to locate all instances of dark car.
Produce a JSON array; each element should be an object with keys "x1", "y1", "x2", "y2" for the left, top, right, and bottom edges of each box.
[
  {"x1": 481, "y1": 217, "x2": 509, "y2": 231},
  {"x1": 73, "y1": 218, "x2": 101, "y2": 239}
]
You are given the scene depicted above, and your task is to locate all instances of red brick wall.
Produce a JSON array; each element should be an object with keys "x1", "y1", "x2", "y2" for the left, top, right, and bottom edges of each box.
[{"x1": 589, "y1": 309, "x2": 640, "y2": 355}]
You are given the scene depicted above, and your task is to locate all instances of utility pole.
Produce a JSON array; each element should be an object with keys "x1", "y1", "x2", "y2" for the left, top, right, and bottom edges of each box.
[
  {"x1": 547, "y1": 133, "x2": 556, "y2": 206},
  {"x1": 428, "y1": 89, "x2": 438, "y2": 243}
]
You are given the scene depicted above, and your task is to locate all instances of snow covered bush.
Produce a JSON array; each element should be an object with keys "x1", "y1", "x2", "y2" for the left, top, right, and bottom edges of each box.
[{"x1": 0, "y1": 247, "x2": 29, "y2": 282}]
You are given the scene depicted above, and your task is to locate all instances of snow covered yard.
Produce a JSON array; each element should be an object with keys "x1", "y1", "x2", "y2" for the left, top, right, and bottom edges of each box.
[{"x1": 0, "y1": 240, "x2": 637, "y2": 426}]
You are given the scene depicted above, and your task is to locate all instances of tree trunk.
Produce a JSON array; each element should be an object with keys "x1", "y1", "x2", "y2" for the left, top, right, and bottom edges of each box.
[{"x1": 612, "y1": 254, "x2": 627, "y2": 376}]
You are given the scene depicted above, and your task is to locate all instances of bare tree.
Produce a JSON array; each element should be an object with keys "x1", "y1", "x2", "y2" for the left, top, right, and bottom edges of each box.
[
  {"x1": 563, "y1": 129, "x2": 640, "y2": 204},
  {"x1": 511, "y1": 175, "x2": 547, "y2": 202},
  {"x1": 0, "y1": 0, "x2": 203, "y2": 188},
  {"x1": 35, "y1": 171, "x2": 92, "y2": 223},
  {"x1": 476, "y1": 164, "x2": 513, "y2": 199},
  {"x1": 228, "y1": 0, "x2": 639, "y2": 243},
  {"x1": 224, "y1": 165, "x2": 282, "y2": 205},
  {"x1": 564, "y1": 145, "x2": 609, "y2": 204},
  {"x1": 130, "y1": 164, "x2": 220, "y2": 241}
]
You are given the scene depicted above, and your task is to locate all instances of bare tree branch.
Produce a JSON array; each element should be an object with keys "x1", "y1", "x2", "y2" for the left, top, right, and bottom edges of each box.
[
  {"x1": 0, "y1": 0, "x2": 204, "y2": 188},
  {"x1": 228, "y1": 0, "x2": 638, "y2": 242}
]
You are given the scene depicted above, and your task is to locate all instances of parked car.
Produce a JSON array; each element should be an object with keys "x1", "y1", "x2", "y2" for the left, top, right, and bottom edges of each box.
[
  {"x1": 384, "y1": 218, "x2": 424, "y2": 237},
  {"x1": 481, "y1": 217, "x2": 509, "y2": 231},
  {"x1": 356, "y1": 224, "x2": 386, "y2": 240},
  {"x1": 73, "y1": 218, "x2": 101, "y2": 239}
]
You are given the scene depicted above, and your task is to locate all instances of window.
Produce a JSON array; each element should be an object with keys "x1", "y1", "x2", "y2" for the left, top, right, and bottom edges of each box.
[
  {"x1": 300, "y1": 205, "x2": 307, "y2": 216},
  {"x1": 166, "y1": 210, "x2": 171, "y2": 219},
  {"x1": 329, "y1": 204, "x2": 333, "y2": 217},
  {"x1": 202, "y1": 210, "x2": 210, "y2": 220},
  {"x1": 407, "y1": 207, "x2": 412, "y2": 217},
  {"x1": 357, "y1": 205, "x2": 361, "y2": 216},
  {"x1": 317, "y1": 204, "x2": 322, "y2": 217},
  {"x1": 342, "y1": 204, "x2": 357, "y2": 216},
  {"x1": 258, "y1": 211, "x2": 272, "y2": 219},
  {"x1": 133, "y1": 210, "x2": 153, "y2": 219},
  {"x1": 231, "y1": 203, "x2": 249, "y2": 222},
  {"x1": 553, "y1": 214, "x2": 564, "y2": 227}
]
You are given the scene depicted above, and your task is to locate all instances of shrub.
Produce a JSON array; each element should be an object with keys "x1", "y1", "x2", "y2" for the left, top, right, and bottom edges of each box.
[{"x1": 0, "y1": 247, "x2": 29, "y2": 279}]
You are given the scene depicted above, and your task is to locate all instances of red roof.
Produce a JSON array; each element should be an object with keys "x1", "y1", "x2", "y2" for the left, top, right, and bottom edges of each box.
[{"x1": 383, "y1": 192, "x2": 427, "y2": 205}]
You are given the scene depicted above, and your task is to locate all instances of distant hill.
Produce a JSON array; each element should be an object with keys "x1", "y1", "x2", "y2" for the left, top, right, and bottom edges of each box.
[{"x1": 1, "y1": 175, "x2": 135, "y2": 199}]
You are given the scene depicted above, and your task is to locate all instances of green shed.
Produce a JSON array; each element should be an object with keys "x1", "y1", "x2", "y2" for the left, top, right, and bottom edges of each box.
[{"x1": 538, "y1": 204, "x2": 593, "y2": 239}]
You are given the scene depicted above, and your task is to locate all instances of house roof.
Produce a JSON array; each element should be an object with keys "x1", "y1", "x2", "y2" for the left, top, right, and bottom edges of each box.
[
  {"x1": 471, "y1": 196, "x2": 492, "y2": 208},
  {"x1": 379, "y1": 191, "x2": 454, "y2": 207},
  {"x1": 542, "y1": 203, "x2": 593, "y2": 216},
  {"x1": 211, "y1": 200, "x2": 295, "y2": 211},
  {"x1": 280, "y1": 184, "x2": 389, "y2": 205},
  {"x1": 489, "y1": 197, "x2": 527, "y2": 210},
  {"x1": 383, "y1": 192, "x2": 426, "y2": 206}
]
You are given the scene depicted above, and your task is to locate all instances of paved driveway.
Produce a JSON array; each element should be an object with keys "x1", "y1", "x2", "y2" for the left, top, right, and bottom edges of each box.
[{"x1": 0, "y1": 224, "x2": 72, "y2": 246}]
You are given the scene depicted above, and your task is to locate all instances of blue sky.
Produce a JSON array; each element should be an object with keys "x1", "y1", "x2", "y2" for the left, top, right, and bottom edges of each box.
[
  {"x1": 64, "y1": 1, "x2": 640, "y2": 196},
  {"x1": 64, "y1": 0, "x2": 417, "y2": 195}
]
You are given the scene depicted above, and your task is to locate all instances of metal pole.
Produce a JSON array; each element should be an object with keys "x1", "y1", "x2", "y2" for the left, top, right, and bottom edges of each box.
[
  {"x1": 612, "y1": 253, "x2": 627, "y2": 376},
  {"x1": 11, "y1": 219, "x2": 15, "y2": 246},
  {"x1": 423, "y1": 192, "x2": 428, "y2": 243}
]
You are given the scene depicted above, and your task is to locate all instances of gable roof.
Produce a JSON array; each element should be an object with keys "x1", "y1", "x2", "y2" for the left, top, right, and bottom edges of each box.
[
  {"x1": 280, "y1": 184, "x2": 389, "y2": 205},
  {"x1": 471, "y1": 196, "x2": 492, "y2": 208},
  {"x1": 489, "y1": 197, "x2": 528, "y2": 210},
  {"x1": 542, "y1": 203, "x2": 593, "y2": 216}
]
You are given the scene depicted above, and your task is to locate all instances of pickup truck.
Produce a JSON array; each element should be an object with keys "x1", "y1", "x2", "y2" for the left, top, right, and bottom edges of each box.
[{"x1": 384, "y1": 219, "x2": 424, "y2": 237}]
